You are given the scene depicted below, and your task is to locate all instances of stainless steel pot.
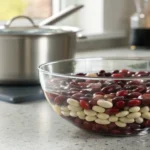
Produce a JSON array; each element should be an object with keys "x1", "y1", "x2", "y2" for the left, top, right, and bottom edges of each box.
[{"x1": 0, "y1": 16, "x2": 79, "y2": 85}]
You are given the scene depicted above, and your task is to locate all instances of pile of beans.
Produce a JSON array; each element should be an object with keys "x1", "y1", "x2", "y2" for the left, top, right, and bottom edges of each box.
[{"x1": 45, "y1": 69, "x2": 150, "y2": 136}]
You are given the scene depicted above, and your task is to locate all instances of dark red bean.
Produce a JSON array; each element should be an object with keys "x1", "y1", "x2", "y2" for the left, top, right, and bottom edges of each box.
[
  {"x1": 105, "y1": 72, "x2": 111, "y2": 77},
  {"x1": 74, "y1": 118, "x2": 83, "y2": 127},
  {"x1": 107, "y1": 123, "x2": 117, "y2": 130},
  {"x1": 142, "y1": 99, "x2": 150, "y2": 106},
  {"x1": 105, "y1": 107, "x2": 120, "y2": 115},
  {"x1": 89, "y1": 99, "x2": 98, "y2": 106},
  {"x1": 134, "y1": 85, "x2": 146, "y2": 93},
  {"x1": 94, "y1": 92, "x2": 105, "y2": 95},
  {"x1": 112, "y1": 70, "x2": 119, "y2": 74},
  {"x1": 129, "y1": 123, "x2": 141, "y2": 130},
  {"x1": 127, "y1": 71, "x2": 135, "y2": 77},
  {"x1": 111, "y1": 73, "x2": 124, "y2": 78},
  {"x1": 143, "y1": 120, "x2": 150, "y2": 127},
  {"x1": 99, "y1": 70, "x2": 105, "y2": 74},
  {"x1": 116, "y1": 90, "x2": 128, "y2": 97},
  {"x1": 82, "y1": 121, "x2": 93, "y2": 130},
  {"x1": 45, "y1": 92, "x2": 57, "y2": 101},
  {"x1": 128, "y1": 99, "x2": 141, "y2": 107},
  {"x1": 54, "y1": 95, "x2": 67, "y2": 105},
  {"x1": 119, "y1": 69, "x2": 128, "y2": 76},
  {"x1": 76, "y1": 73, "x2": 86, "y2": 76},
  {"x1": 127, "y1": 92, "x2": 141, "y2": 98},
  {"x1": 111, "y1": 129, "x2": 122, "y2": 135},
  {"x1": 142, "y1": 94, "x2": 150, "y2": 99},
  {"x1": 80, "y1": 89, "x2": 92, "y2": 94},
  {"x1": 127, "y1": 80, "x2": 141, "y2": 85},
  {"x1": 71, "y1": 92, "x2": 84, "y2": 100},
  {"x1": 80, "y1": 100, "x2": 91, "y2": 109},
  {"x1": 115, "y1": 101, "x2": 126, "y2": 109}
]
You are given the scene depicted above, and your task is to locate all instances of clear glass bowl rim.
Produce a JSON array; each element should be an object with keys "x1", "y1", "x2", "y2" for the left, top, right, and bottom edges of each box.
[{"x1": 38, "y1": 57, "x2": 150, "y2": 80}]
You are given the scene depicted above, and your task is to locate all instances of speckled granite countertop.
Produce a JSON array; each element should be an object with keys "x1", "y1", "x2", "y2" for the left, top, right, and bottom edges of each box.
[{"x1": 1, "y1": 47, "x2": 150, "y2": 150}]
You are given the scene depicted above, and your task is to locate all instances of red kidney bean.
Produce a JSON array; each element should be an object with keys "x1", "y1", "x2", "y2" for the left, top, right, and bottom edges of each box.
[
  {"x1": 134, "y1": 85, "x2": 146, "y2": 93},
  {"x1": 107, "y1": 123, "x2": 117, "y2": 130},
  {"x1": 129, "y1": 123, "x2": 141, "y2": 130},
  {"x1": 82, "y1": 121, "x2": 93, "y2": 130},
  {"x1": 105, "y1": 107, "x2": 120, "y2": 115},
  {"x1": 111, "y1": 129, "x2": 122, "y2": 135},
  {"x1": 112, "y1": 73, "x2": 124, "y2": 78},
  {"x1": 112, "y1": 70, "x2": 119, "y2": 74},
  {"x1": 80, "y1": 100, "x2": 91, "y2": 109},
  {"x1": 105, "y1": 72, "x2": 112, "y2": 77},
  {"x1": 116, "y1": 90, "x2": 128, "y2": 97},
  {"x1": 54, "y1": 95, "x2": 67, "y2": 105},
  {"x1": 127, "y1": 80, "x2": 142, "y2": 85},
  {"x1": 89, "y1": 99, "x2": 98, "y2": 106},
  {"x1": 71, "y1": 92, "x2": 84, "y2": 100},
  {"x1": 74, "y1": 118, "x2": 83, "y2": 127},
  {"x1": 127, "y1": 92, "x2": 141, "y2": 98},
  {"x1": 128, "y1": 99, "x2": 141, "y2": 107},
  {"x1": 76, "y1": 73, "x2": 86, "y2": 76},
  {"x1": 143, "y1": 120, "x2": 150, "y2": 127},
  {"x1": 115, "y1": 100, "x2": 126, "y2": 109}
]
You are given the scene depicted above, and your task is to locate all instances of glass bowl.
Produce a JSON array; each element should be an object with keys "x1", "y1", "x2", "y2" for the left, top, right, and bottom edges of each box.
[{"x1": 38, "y1": 58, "x2": 150, "y2": 136}]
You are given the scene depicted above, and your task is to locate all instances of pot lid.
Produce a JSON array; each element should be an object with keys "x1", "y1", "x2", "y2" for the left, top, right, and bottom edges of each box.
[{"x1": 0, "y1": 16, "x2": 79, "y2": 36}]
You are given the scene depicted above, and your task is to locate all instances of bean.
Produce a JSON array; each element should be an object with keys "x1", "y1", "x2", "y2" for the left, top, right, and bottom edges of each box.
[
  {"x1": 84, "y1": 110, "x2": 97, "y2": 116},
  {"x1": 68, "y1": 105, "x2": 82, "y2": 112},
  {"x1": 78, "y1": 115, "x2": 85, "y2": 120},
  {"x1": 109, "y1": 116, "x2": 118, "y2": 122},
  {"x1": 52, "y1": 105, "x2": 61, "y2": 115},
  {"x1": 70, "y1": 111, "x2": 77, "y2": 117},
  {"x1": 127, "y1": 112, "x2": 141, "y2": 119},
  {"x1": 129, "y1": 106, "x2": 140, "y2": 113},
  {"x1": 77, "y1": 111, "x2": 85, "y2": 117},
  {"x1": 142, "y1": 112, "x2": 150, "y2": 120},
  {"x1": 140, "y1": 106, "x2": 150, "y2": 113},
  {"x1": 61, "y1": 111, "x2": 70, "y2": 116},
  {"x1": 61, "y1": 106, "x2": 70, "y2": 112},
  {"x1": 97, "y1": 100, "x2": 113, "y2": 108},
  {"x1": 67, "y1": 98, "x2": 80, "y2": 106},
  {"x1": 85, "y1": 116, "x2": 97, "y2": 122},
  {"x1": 92, "y1": 106, "x2": 105, "y2": 113},
  {"x1": 115, "y1": 121, "x2": 127, "y2": 128},
  {"x1": 97, "y1": 113, "x2": 109, "y2": 120},
  {"x1": 86, "y1": 73, "x2": 98, "y2": 77},
  {"x1": 135, "y1": 117, "x2": 144, "y2": 124},
  {"x1": 119, "y1": 117, "x2": 134, "y2": 123},
  {"x1": 95, "y1": 119, "x2": 110, "y2": 125},
  {"x1": 116, "y1": 111, "x2": 129, "y2": 117}
]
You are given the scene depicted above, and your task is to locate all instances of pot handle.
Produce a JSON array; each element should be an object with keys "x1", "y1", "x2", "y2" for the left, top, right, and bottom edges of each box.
[{"x1": 5, "y1": 16, "x2": 37, "y2": 27}]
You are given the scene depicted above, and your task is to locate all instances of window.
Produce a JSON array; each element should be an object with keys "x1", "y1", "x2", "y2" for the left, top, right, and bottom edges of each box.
[
  {"x1": 58, "y1": 0, "x2": 135, "y2": 37},
  {"x1": 0, "y1": 0, "x2": 53, "y2": 20}
]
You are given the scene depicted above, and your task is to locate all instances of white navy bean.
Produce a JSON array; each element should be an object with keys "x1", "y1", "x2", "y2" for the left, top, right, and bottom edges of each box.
[
  {"x1": 92, "y1": 106, "x2": 105, "y2": 113},
  {"x1": 95, "y1": 119, "x2": 110, "y2": 125},
  {"x1": 140, "y1": 106, "x2": 150, "y2": 113},
  {"x1": 97, "y1": 100, "x2": 113, "y2": 108},
  {"x1": 61, "y1": 111, "x2": 70, "y2": 116},
  {"x1": 142, "y1": 112, "x2": 150, "y2": 120},
  {"x1": 67, "y1": 98, "x2": 80, "y2": 106},
  {"x1": 135, "y1": 117, "x2": 144, "y2": 124},
  {"x1": 68, "y1": 105, "x2": 82, "y2": 112},
  {"x1": 61, "y1": 106, "x2": 70, "y2": 112},
  {"x1": 116, "y1": 111, "x2": 129, "y2": 117},
  {"x1": 129, "y1": 106, "x2": 140, "y2": 113},
  {"x1": 97, "y1": 113, "x2": 109, "y2": 120},
  {"x1": 70, "y1": 111, "x2": 77, "y2": 117},
  {"x1": 86, "y1": 73, "x2": 98, "y2": 77},
  {"x1": 53, "y1": 105, "x2": 61, "y2": 115},
  {"x1": 109, "y1": 116, "x2": 118, "y2": 122},
  {"x1": 85, "y1": 116, "x2": 97, "y2": 122},
  {"x1": 77, "y1": 111, "x2": 85, "y2": 117},
  {"x1": 127, "y1": 112, "x2": 141, "y2": 119},
  {"x1": 78, "y1": 115, "x2": 85, "y2": 120},
  {"x1": 119, "y1": 117, "x2": 134, "y2": 123},
  {"x1": 84, "y1": 110, "x2": 97, "y2": 116},
  {"x1": 115, "y1": 121, "x2": 126, "y2": 128}
]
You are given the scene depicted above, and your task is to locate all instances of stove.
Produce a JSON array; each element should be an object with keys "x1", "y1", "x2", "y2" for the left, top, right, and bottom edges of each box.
[{"x1": 0, "y1": 85, "x2": 45, "y2": 103}]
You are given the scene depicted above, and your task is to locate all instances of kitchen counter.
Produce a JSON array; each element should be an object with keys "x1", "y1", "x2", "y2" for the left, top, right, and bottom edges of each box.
[{"x1": 1, "y1": 47, "x2": 150, "y2": 150}]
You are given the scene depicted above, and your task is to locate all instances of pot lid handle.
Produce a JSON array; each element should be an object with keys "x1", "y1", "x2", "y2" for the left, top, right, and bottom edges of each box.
[{"x1": 5, "y1": 16, "x2": 37, "y2": 28}]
